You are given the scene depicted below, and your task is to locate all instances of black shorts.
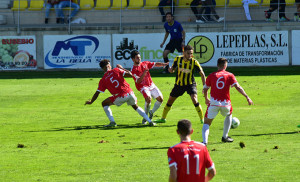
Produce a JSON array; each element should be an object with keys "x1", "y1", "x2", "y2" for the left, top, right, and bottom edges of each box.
[
  {"x1": 170, "y1": 83, "x2": 198, "y2": 97},
  {"x1": 296, "y1": 0, "x2": 300, "y2": 4},
  {"x1": 165, "y1": 39, "x2": 183, "y2": 53}
]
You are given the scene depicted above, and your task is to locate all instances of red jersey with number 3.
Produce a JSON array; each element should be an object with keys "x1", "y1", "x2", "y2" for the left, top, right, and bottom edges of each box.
[
  {"x1": 168, "y1": 141, "x2": 214, "y2": 182},
  {"x1": 97, "y1": 68, "x2": 132, "y2": 97},
  {"x1": 206, "y1": 70, "x2": 237, "y2": 106},
  {"x1": 131, "y1": 61, "x2": 156, "y2": 91}
]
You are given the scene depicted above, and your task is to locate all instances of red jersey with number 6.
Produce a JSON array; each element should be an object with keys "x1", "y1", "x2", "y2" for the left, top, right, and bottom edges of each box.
[
  {"x1": 131, "y1": 61, "x2": 156, "y2": 91},
  {"x1": 205, "y1": 70, "x2": 237, "y2": 106},
  {"x1": 97, "y1": 68, "x2": 133, "y2": 97},
  {"x1": 168, "y1": 141, "x2": 214, "y2": 182}
]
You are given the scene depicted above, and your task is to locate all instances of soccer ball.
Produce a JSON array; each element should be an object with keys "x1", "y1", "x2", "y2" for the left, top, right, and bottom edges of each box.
[{"x1": 231, "y1": 117, "x2": 240, "y2": 129}]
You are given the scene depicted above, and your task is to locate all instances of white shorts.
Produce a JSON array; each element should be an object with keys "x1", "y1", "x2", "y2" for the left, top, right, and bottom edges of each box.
[
  {"x1": 140, "y1": 83, "x2": 163, "y2": 100},
  {"x1": 205, "y1": 105, "x2": 232, "y2": 119},
  {"x1": 112, "y1": 92, "x2": 137, "y2": 106}
]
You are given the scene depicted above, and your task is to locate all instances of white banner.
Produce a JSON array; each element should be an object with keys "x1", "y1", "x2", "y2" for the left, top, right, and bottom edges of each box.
[
  {"x1": 292, "y1": 30, "x2": 300, "y2": 65},
  {"x1": 0, "y1": 36, "x2": 37, "y2": 70},
  {"x1": 44, "y1": 35, "x2": 111, "y2": 69},
  {"x1": 187, "y1": 31, "x2": 289, "y2": 67},
  {"x1": 112, "y1": 33, "x2": 180, "y2": 68}
]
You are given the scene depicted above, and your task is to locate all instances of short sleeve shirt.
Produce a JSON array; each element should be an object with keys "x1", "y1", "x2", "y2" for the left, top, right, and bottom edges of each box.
[
  {"x1": 97, "y1": 68, "x2": 133, "y2": 97},
  {"x1": 131, "y1": 61, "x2": 156, "y2": 91},
  {"x1": 164, "y1": 20, "x2": 184, "y2": 40},
  {"x1": 168, "y1": 141, "x2": 214, "y2": 182}
]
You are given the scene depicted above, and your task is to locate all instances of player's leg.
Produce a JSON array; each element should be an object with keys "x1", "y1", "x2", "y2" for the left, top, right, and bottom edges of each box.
[
  {"x1": 220, "y1": 106, "x2": 234, "y2": 142},
  {"x1": 202, "y1": 106, "x2": 219, "y2": 145},
  {"x1": 102, "y1": 97, "x2": 117, "y2": 127},
  {"x1": 188, "y1": 84, "x2": 204, "y2": 123},
  {"x1": 149, "y1": 85, "x2": 163, "y2": 120},
  {"x1": 141, "y1": 89, "x2": 152, "y2": 124}
]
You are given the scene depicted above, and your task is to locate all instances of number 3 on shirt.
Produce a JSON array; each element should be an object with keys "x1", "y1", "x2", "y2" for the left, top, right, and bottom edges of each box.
[
  {"x1": 110, "y1": 77, "x2": 119, "y2": 88},
  {"x1": 184, "y1": 154, "x2": 200, "y2": 174},
  {"x1": 216, "y1": 76, "x2": 225, "y2": 89}
]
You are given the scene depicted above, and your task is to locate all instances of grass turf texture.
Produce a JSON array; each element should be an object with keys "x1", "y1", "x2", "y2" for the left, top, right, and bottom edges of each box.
[{"x1": 0, "y1": 67, "x2": 299, "y2": 181}]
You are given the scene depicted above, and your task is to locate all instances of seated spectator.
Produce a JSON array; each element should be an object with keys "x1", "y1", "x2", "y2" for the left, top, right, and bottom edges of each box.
[
  {"x1": 264, "y1": 0, "x2": 289, "y2": 21},
  {"x1": 158, "y1": 0, "x2": 175, "y2": 22},
  {"x1": 294, "y1": 0, "x2": 300, "y2": 21},
  {"x1": 58, "y1": 0, "x2": 80, "y2": 24},
  {"x1": 196, "y1": 0, "x2": 224, "y2": 23},
  {"x1": 45, "y1": 0, "x2": 60, "y2": 24},
  {"x1": 190, "y1": 0, "x2": 216, "y2": 22}
]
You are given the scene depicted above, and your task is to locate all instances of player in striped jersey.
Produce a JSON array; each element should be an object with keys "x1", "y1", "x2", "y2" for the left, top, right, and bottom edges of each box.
[{"x1": 154, "y1": 45, "x2": 206, "y2": 124}]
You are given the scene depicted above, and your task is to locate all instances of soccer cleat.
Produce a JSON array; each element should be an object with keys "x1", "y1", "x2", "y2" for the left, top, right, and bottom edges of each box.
[
  {"x1": 153, "y1": 118, "x2": 166, "y2": 123},
  {"x1": 142, "y1": 118, "x2": 147, "y2": 125},
  {"x1": 222, "y1": 136, "x2": 234, "y2": 143},
  {"x1": 200, "y1": 119, "x2": 204, "y2": 124},
  {"x1": 104, "y1": 122, "x2": 117, "y2": 127},
  {"x1": 217, "y1": 17, "x2": 225, "y2": 22},
  {"x1": 149, "y1": 122, "x2": 157, "y2": 127},
  {"x1": 149, "y1": 111, "x2": 153, "y2": 120},
  {"x1": 195, "y1": 19, "x2": 204, "y2": 23},
  {"x1": 280, "y1": 17, "x2": 288, "y2": 22}
]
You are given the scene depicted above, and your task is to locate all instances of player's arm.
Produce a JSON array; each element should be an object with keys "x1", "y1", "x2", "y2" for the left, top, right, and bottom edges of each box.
[
  {"x1": 181, "y1": 30, "x2": 186, "y2": 47},
  {"x1": 205, "y1": 167, "x2": 216, "y2": 182},
  {"x1": 85, "y1": 91, "x2": 100, "y2": 105},
  {"x1": 154, "y1": 62, "x2": 169, "y2": 67},
  {"x1": 199, "y1": 69, "x2": 206, "y2": 87},
  {"x1": 160, "y1": 32, "x2": 170, "y2": 48},
  {"x1": 116, "y1": 64, "x2": 132, "y2": 77},
  {"x1": 135, "y1": 68, "x2": 149, "y2": 84},
  {"x1": 203, "y1": 85, "x2": 210, "y2": 106},
  {"x1": 233, "y1": 83, "x2": 253, "y2": 105},
  {"x1": 169, "y1": 165, "x2": 177, "y2": 182}
]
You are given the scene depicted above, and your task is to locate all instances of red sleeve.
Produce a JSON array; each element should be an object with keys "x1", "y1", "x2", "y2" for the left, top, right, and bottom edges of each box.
[
  {"x1": 97, "y1": 79, "x2": 106, "y2": 93},
  {"x1": 204, "y1": 147, "x2": 214, "y2": 169},
  {"x1": 131, "y1": 67, "x2": 139, "y2": 83},
  {"x1": 167, "y1": 148, "x2": 177, "y2": 168},
  {"x1": 146, "y1": 61, "x2": 156, "y2": 69},
  {"x1": 230, "y1": 73, "x2": 238, "y2": 86}
]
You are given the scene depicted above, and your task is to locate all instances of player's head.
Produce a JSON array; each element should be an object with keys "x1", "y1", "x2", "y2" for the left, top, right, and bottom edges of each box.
[
  {"x1": 166, "y1": 12, "x2": 174, "y2": 23},
  {"x1": 183, "y1": 45, "x2": 194, "y2": 60},
  {"x1": 217, "y1": 57, "x2": 228, "y2": 70},
  {"x1": 131, "y1": 50, "x2": 141, "y2": 64},
  {"x1": 177, "y1": 119, "x2": 193, "y2": 137},
  {"x1": 99, "y1": 59, "x2": 111, "y2": 71}
]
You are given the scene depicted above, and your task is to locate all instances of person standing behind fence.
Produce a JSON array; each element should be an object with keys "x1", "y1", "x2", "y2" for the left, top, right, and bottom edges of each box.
[
  {"x1": 190, "y1": 0, "x2": 216, "y2": 23},
  {"x1": 45, "y1": 0, "x2": 60, "y2": 24},
  {"x1": 158, "y1": 0, "x2": 176, "y2": 22},
  {"x1": 264, "y1": 0, "x2": 289, "y2": 22},
  {"x1": 58, "y1": 0, "x2": 80, "y2": 24},
  {"x1": 197, "y1": 0, "x2": 224, "y2": 23}
]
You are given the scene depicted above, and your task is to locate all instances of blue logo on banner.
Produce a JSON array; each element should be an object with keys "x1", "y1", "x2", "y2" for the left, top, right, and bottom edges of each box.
[{"x1": 45, "y1": 36, "x2": 99, "y2": 68}]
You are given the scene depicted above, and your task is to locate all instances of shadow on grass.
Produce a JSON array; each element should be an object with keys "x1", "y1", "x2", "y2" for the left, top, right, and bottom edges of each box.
[
  {"x1": 232, "y1": 131, "x2": 299, "y2": 137},
  {"x1": 126, "y1": 146, "x2": 170, "y2": 150},
  {"x1": 26, "y1": 123, "x2": 176, "y2": 132}
]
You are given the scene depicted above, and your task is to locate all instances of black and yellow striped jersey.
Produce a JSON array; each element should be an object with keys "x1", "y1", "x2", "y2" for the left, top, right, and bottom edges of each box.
[{"x1": 171, "y1": 55, "x2": 203, "y2": 86}]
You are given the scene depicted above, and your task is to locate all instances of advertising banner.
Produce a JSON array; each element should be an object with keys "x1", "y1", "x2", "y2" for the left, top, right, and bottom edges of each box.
[
  {"x1": 112, "y1": 31, "x2": 289, "y2": 68},
  {"x1": 187, "y1": 31, "x2": 289, "y2": 67},
  {"x1": 0, "y1": 36, "x2": 37, "y2": 70},
  {"x1": 292, "y1": 30, "x2": 300, "y2": 65},
  {"x1": 44, "y1": 35, "x2": 111, "y2": 69}
]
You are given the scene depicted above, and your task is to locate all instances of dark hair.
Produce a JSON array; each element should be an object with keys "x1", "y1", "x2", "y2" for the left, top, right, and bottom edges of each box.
[
  {"x1": 217, "y1": 57, "x2": 228, "y2": 67},
  {"x1": 165, "y1": 12, "x2": 173, "y2": 17},
  {"x1": 99, "y1": 59, "x2": 110, "y2": 69},
  {"x1": 184, "y1": 45, "x2": 193, "y2": 52},
  {"x1": 130, "y1": 50, "x2": 140, "y2": 59},
  {"x1": 177, "y1": 119, "x2": 192, "y2": 137}
]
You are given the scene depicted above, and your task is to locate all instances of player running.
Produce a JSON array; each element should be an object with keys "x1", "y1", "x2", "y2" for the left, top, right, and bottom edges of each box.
[
  {"x1": 202, "y1": 57, "x2": 253, "y2": 144},
  {"x1": 130, "y1": 50, "x2": 169, "y2": 124},
  {"x1": 168, "y1": 119, "x2": 216, "y2": 182},
  {"x1": 85, "y1": 59, "x2": 155, "y2": 127}
]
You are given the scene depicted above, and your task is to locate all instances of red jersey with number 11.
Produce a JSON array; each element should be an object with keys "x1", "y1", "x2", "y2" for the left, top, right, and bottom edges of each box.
[
  {"x1": 205, "y1": 70, "x2": 237, "y2": 106},
  {"x1": 168, "y1": 141, "x2": 214, "y2": 182},
  {"x1": 97, "y1": 68, "x2": 132, "y2": 97}
]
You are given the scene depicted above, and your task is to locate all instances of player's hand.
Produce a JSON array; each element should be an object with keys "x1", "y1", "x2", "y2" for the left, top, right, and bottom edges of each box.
[
  {"x1": 205, "y1": 98, "x2": 210, "y2": 106},
  {"x1": 85, "y1": 100, "x2": 92, "y2": 105},
  {"x1": 160, "y1": 43, "x2": 164, "y2": 48},
  {"x1": 168, "y1": 67, "x2": 173, "y2": 73},
  {"x1": 144, "y1": 68, "x2": 149, "y2": 73},
  {"x1": 246, "y1": 97, "x2": 253, "y2": 105}
]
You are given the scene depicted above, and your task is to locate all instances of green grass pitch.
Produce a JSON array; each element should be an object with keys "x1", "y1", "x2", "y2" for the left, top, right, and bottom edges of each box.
[{"x1": 0, "y1": 67, "x2": 299, "y2": 181}]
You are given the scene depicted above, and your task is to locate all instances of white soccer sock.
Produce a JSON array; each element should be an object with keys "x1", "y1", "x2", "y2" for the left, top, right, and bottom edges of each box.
[
  {"x1": 202, "y1": 124, "x2": 210, "y2": 144},
  {"x1": 144, "y1": 102, "x2": 151, "y2": 115},
  {"x1": 223, "y1": 115, "x2": 232, "y2": 138},
  {"x1": 136, "y1": 107, "x2": 152, "y2": 123},
  {"x1": 103, "y1": 106, "x2": 115, "y2": 123},
  {"x1": 151, "y1": 101, "x2": 162, "y2": 114}
]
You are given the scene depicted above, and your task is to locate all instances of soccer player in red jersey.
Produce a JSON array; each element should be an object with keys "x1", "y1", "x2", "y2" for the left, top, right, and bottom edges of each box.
[
  {"x1": 131, "y1": 50, "x2": 169, "y2": 124},
  {"x1": 85, "y1": 59, "x2": 155, "y2": 127},
  {"x1": 202, "y1": 57, "x2": 253, "y2": 144},
  {"x1": 168, "y1": 119, "x2": 216, "y2": 182}
]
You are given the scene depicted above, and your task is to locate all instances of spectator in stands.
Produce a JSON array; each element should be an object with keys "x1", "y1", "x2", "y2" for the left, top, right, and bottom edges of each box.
[
  {"x1": 190, "y1": 0, "x2": 216, "y2": 22},
  {"x1": 264, "y1": 0, "x2": 289, "y2": 21},
  {"x1": 196, "y1": 0, "x2": 224, "y2": 23},
  {"x1": 158, "y1": 0, "x2": 175, "y2": 22},
  {"x1": 58, "y1": 0, "x2": 80, "y2": 24},
  {"x1": 45, "y1": 0, "x2": 60, "y2": 24},
  {"x1": 294, "y1": 0, "x2": 300, "y2": 21}
]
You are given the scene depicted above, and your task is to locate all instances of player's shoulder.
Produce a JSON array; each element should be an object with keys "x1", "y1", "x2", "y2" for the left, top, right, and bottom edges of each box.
[
  {"x1": 174, "y1": 20, "x2": 182, "y2": 26},
  {"x1": 169, "y1": 142, "x2": 182, "y2": 149}
]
